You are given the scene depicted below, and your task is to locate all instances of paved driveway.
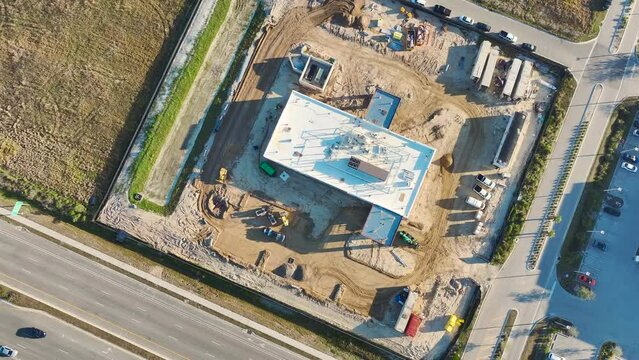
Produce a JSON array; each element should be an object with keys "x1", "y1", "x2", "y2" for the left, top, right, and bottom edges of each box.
[{"x1": 547, "y1": 116, "x2": 639, "y2": 359}]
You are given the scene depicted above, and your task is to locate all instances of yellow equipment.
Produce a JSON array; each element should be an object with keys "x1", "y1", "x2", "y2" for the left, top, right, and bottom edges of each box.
[
  {"x1": 400, "y1": 6, "x2": 406, "y2": 13},
  {"x1": 218, "y1": 168, "x2": 227, "y2": 183},
  {"x1": 281, "y1": 215, "x2": 289, "y2": 227},
  {"x1": 444, "y1": 315, "x2": 465, "y2": 333},
  {"x1": 406, "y1": 12, "x2": 413, "y2": 19}
]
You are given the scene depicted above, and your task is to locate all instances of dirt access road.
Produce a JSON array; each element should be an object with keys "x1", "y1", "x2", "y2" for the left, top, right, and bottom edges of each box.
[{"x1": 199, "y1": 0, "x2": 357, "y2": 186}]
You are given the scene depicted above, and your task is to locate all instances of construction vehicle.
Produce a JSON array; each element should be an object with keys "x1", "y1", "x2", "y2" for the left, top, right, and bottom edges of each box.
[
  {"x1": 281, "y1": 214, "x2": 289, "y2": 227},
  {"x1": 217, "y1": 167, "x2": 227, "y2": 183},
  {"x1": 398, "y1": 231, "x2": 418, "y2": 247},
  {"x1": 415, "y1": 25, "x2": 426, "y2": 46},
  {"x1": 405, "y1": 27, "x2": 416, "y2": 50}
]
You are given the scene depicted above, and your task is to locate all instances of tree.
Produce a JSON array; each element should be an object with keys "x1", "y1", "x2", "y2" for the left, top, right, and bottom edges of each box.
[
  {"x1": 554, "y1": 215, "x2": 562, "y2": 223},
  {"x1": 576, "y1": 286, "x2": 595, "y2": 300}
]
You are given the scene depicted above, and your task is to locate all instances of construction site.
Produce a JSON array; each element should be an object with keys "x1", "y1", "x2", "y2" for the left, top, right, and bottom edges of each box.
[{"x1": 99, "y1": 0, "x2": 561, "y2": 357}]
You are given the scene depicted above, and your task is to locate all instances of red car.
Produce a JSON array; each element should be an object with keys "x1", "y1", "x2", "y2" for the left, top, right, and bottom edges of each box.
[{"x1": 577, "y1": 274, "x2": 596, "y2": 287}]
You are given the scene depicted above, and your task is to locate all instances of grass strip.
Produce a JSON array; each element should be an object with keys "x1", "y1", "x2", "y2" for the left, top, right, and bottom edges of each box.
[
  {"x1": 128, "y1": 0, "x2": 232, "y2": 211},
  {"x1": 445, "y1": 286, "x2": 482, "y2": 360},
  {"x1": 556, "y1": 99, "x2": 639, "y2": 292},
  {"x1": 164, "y1": 4, "x2": 266, "y2": 215},
  {"x1": 493, "y1": 309, "x2": 517, "y2": 359},
  {"x1": 0, "y1": 285, "x2": 161, "y2": 360},
  {"x1": 491, "y1": 73, "x2": 576, "y2": 265},
  {"x1": 469, "y1": 0, "x2": 606, "y2": 42}
]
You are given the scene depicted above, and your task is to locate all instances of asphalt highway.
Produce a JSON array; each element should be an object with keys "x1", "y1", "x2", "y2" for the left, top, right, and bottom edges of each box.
[
  {"x1": 0, "y1": 224, "x2": 309, "y2": 360},
  {"x1": 0, "y1": 301, "x2": 139, "y2": 360}
]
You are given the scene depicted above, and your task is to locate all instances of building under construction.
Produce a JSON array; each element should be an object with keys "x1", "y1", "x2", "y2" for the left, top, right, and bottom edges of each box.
[
  {"x1": 493, "y1": 111, "x2": 527, "y2": 169},
  {"x1": 264, "y1": 90, "x2": 436, "y2": 245}
]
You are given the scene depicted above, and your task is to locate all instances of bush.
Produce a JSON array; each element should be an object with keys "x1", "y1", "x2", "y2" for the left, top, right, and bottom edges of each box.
[
  {"x1": 599, "y1": 341, "x2": 621, "y2": 360},
  {"x1": 491, "y1": 74, "x2": 577, "y2": 265},
  {"x1": 576, "y1": 286, "x2": 595, "y2": 300}
]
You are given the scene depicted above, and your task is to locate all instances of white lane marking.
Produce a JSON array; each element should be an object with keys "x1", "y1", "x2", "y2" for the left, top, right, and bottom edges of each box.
[
  {"x1": 58, "y1": 349, "x2": 69, "y2": 354},
  {"x1": 136, "y1": 306, "x2": 147, "y2": 312},
  {"x1": 100, "y1": 290, "x2": 110, "y2": 296},
  {"x1": 57, "y1": 284, "x2": 69, "y2": 291},
  {"x1": 95, "y1": 301, "x2": 105, "y2": 307},
  {"x1": 20, "y1": 268, "x2": 32, "y2": 274},
  {"x1": 168, "y1": 335, "x2": 178, "y2": 341},
  {"x1": 16, "y1": 343, "x2": 26, "y2": 349},
  {"x1": 548, "y1": 281, "x2": 557, "y2": 298},
  {"x1": 131, "y1": 318, "x2": 141, "y2": 324},
  {"x1": 102, "y1": 347, "x2": 112, "y2": 354},
  {"x1": 206, "y1": 353, "x2": 216, "y2": 358},
  {"x1": 175, "y1": 324, "x2": 183, "y2": 329},
  {"x1": 210, "y1": 339, "x2": 221, "y2": 346},
  {"x1": 27, "y1": 256, "x2": 39, "y2": 263}
]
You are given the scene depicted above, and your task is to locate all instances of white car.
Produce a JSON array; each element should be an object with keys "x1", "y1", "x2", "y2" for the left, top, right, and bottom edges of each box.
[
  {"x1": 458, "y1": 16, "x2": 474, "y2": 25},
  {"x1": 633, "y1": 129, "x2": 639, "y2": 136},
  {"x1": 0, "y1": 346, "x2": 17, "y2": 358},
  {"x1": 499, "y1": 30, "x2": 517, "y2": 43},
  {"x1": 476, "y1": 174, "x2": 496, "y2": 189},
  {"x1": 622, "y1": 162, "x2": 638, "y2": 172},
  {"x1": 473, "y1": 185, "x2": 492, "y2": 200}
]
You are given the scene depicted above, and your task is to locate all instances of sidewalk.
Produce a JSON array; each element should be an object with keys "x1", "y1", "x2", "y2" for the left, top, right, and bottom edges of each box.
[{"x1": 0, "y1": 207, "x2": 335, "y2": 360}]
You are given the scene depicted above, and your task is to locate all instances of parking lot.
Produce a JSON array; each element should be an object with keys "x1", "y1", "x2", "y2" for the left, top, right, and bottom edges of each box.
[{"x1": 548, "y1": 114, "x2": 639, "y2": 359}]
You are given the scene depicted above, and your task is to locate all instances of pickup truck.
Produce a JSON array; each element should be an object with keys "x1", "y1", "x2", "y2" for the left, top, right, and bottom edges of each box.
[{"x1": 433, "y1": 5, "x2": 452, "y2": 17}]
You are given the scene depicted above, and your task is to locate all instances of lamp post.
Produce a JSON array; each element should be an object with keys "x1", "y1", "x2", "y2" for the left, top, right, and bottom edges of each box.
[
  {"x1": 621, "y1": 146, "x2": 639, "y2": 154},
  {"x1": 603, "y1": 187, "x2": 622, "y2": 193}
]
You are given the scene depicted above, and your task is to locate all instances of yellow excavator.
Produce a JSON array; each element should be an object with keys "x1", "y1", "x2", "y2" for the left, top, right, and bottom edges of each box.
[{"x1": 218, "y1": 168, "x2": 227, "y2": 183}]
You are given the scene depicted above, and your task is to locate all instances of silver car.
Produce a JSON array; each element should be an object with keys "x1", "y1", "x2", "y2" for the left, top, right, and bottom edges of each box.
[
  {"x1": 0, "y1": 346, "x2": 17, "y2": 358},
  {"x1": 473, "y1": 185, "x2": 492, "y2": 200}
]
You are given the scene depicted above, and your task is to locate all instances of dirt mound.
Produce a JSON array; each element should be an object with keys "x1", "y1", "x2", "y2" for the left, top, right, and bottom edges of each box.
[
  {"x1": 440, "y1": 153, "x2": 454, "y2": 169},
  {"x1": 293, "y1": 264, "x2": 306, "y2": 281}
]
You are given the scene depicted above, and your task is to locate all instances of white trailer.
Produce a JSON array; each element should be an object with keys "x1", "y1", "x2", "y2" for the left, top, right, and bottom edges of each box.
[
  {"x1": 470, "y1": 41, "x2": 491, "y2": 80},
  {"x1": 502, "y1": 58, "x2": 522, "y2": 98},
  {"x1": 394, "y1": 291, "x2": 417, "y2": 333},
  {"x1": 512, "y1": 60, "x2": 533, "y2": 100},
  {"x1": 480, "y1": 49, "x2": 499, "y2": 89}
]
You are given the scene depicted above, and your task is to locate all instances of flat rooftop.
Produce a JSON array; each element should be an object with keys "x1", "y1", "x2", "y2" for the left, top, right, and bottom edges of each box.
[
  {"x1": 264, "y1": 91, "x2": 435, "y2": 217},
  {"x1": 365, "y1": 88, "x2": 401, "y2": 129}
]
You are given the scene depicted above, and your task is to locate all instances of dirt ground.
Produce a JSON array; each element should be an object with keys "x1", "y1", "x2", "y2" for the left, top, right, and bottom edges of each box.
[
  {"x1": 144, "y1": 0, "x2": 258, "y2": 205},
  {"x1": 0, "y1": 0, "x2": 191, "y2": 203},
  {"x1": 100, "y1": 0, "x2": 560, "y2": 357}
]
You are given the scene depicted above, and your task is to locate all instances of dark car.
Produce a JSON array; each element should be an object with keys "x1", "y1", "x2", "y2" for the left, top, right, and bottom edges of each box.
[
  {"x1": 550, "y1": 317, "x2": 573, "y2": 331},
  {"x1": 603, "y1": 206, "x2": 621, "y2": 217},
  {"x1": 623, "y1": 153, "x2": 638, "y2": 164},
  {"x1": 604, "y1": 194, "x2": 624, "y2": 208},
  {"x1": 17, "y1": 327, "x2": 46, "y2": 339},
  {"x1": 592, "y1": 239, "x2": 607, "y2": 251},
  {"x1": 433, "y1": 4, "x2": 452, "y2": 17},
  {"x1": 476, "y1": 22, "x2": 491, "y2": 32},
  {"x1": 521, "y1": 43, "x2": 537, "y2": 52}
]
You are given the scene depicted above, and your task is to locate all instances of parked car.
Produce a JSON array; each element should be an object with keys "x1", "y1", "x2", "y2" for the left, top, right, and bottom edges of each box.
[
  {"x1": 472, "y1": 185, "x2": 492, "y2": 200},
  {"x1": 623, "y1": 153, "x2": 638, "y2": 164},
  {"x1": 465, "y1": 196, "x2": 485, "y2": 210},
  {"x1": 603, "y1": 206, "x2": 621, "y2": 217},
  {"x1": 521, "y1": 43, "x2": 537, "y2": 52},
  {"x1": 267, "y1": 212, "x2": 277, "y2": 226},
  {"x1": 0, "y1": 346, "x2": 17, "y2": 358},
  {"x1": 263, "y1": 227, "x2": 285, "y2": 243},
  {"x1": 622, "y1": 161, "x2": 638, "y2": 173},
  {"x1": 255, "y1": 206, "x2": 268, "y2": 217},
  {"x1": 547, "y1": 353, "x2": 565, "y2": 360},
  {"x1": 550, "y1": 317, "x2": 573, "y2": 331},
  {"x1": 476, "y1": 174, "x2": 496, "y2": 189},
  {"x1": 458, "y1": 15, "x2": 474, "y2": 25},
  {"x1": 476, "y1": 22, "x2": 491, "y2": 32},
  {"x1": 604, "y1": 193, "x2": 624, "y2": 208},
  {"x1": 411, "y1": 0, "x2": 426, "y2": 7},
  {"x1": 577, "y1": 273, "x2": 596, "y2": 287},
  {"x1": 633, "y1": 129, "x2": 639, "y2": 136},
  {"x1": 498, "y1": 30, "x2": 517, "y2": 43},
  {"x1": 592, "y1": 239, "x2": 607, "y2": 252},
  {"x1": 433, "y1": 4, "x2": 452, "y2": 17}
]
